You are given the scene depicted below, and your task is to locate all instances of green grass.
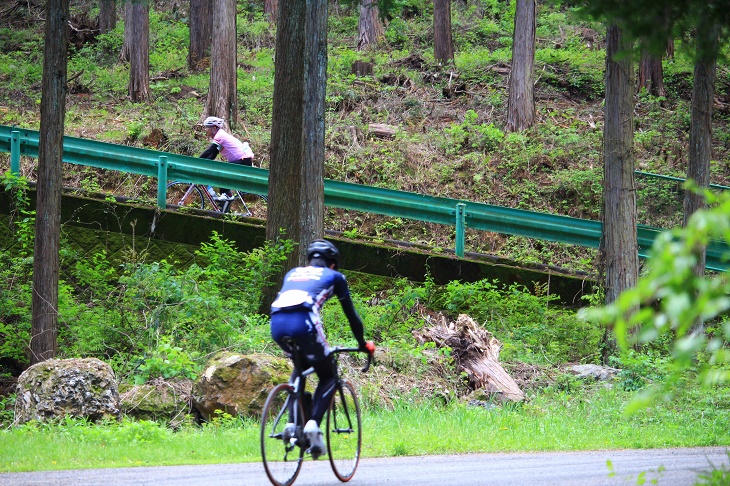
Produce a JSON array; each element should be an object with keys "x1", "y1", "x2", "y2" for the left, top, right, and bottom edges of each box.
[{"x1": 2, "y1": 384, "x2": 728, "y2": 473}]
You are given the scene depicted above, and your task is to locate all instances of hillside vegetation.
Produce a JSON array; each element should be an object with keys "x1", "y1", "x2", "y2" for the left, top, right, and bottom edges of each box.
[
  {"x1": 1, "y1": 4, "x2": 730, "y2": 474},
  {"x1": 1, "y1": 0, "x2": 729, "y2": 275}
]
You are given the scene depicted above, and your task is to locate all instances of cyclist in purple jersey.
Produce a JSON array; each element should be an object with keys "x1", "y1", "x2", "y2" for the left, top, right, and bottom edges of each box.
[
  {"x1": 270, "y1": 239, "x2": 375, "y2": 459},
  {"x1": 199, "y1": 116, "x2": 254, "y2": 201}
]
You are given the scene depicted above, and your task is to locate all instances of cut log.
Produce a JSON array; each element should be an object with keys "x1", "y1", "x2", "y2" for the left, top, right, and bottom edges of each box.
[
  {"x1": 368, "y1": 123, "x2": 397, "y2": 140},
  {"x1": 415, "y1": 314, "x2": 525, "y2": 402}
]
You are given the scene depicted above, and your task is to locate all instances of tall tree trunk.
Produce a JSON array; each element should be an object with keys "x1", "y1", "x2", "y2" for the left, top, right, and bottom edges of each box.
[
  {"x1": 120, "y1": 0, "x2": 132, "y2": 62},
  {"x1": 205, "y1": 0, "x2": 237, "y2": 126},
  {"x1": 31, "y1": 0, "x2": 69, "y2": 364},
  {"x1": 265, "y1": 0, "x2": 328, "y2": 307},
  {"x1": 684, "y1": 13, "x2": 720, "y2": 280},
  {"x1": 128, "y1": 0, "x2": 150, "y2": 102},
  {"x1": 98, "y1": 0, "x2": 116, "y2": 34},
  {"x1": 189, "y1": 0, "x2": 212, "y2": 71},
  {"x1": 357, "y1": 0, "x2": 382, "y2": 50},
  {"x1": 264, "y1": 0, "x2": 278, "y2": 25},
  {"x1": 602, "y1": 24, "x2": 637, "y2": 357},
  {"x1": 637, "y1": 10, "x2": 669, "y2": 97},
  {"x1": 506, "y1": 0, "x2": 536, "y2": 132},
  {"x1": 433, "y1": 0, "x2": 454, "y2": 64},
  {"x1": 637, "y1": 49, "x2": 665, "y2": 97}
]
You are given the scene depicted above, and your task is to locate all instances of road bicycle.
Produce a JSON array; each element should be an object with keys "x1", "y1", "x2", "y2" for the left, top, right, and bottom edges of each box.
[
  {"x1": 165, "y1": 181, "x2": 268, "y2": 218},
  {"x1": 260, "y1": 341, "x2": 373, "y2": 486}
]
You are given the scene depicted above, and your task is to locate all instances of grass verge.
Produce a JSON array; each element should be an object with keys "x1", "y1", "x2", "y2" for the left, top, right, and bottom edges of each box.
[{"x1": 2, "y1": 385, "x2": 728, "y2": 473}]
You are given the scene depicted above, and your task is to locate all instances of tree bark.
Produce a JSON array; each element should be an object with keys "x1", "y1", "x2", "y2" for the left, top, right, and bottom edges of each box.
[
  {"x1": 265, "y1": 0, "x2": 328, "y2": 307},
  {"x1": 205, "y1": 0, "x2": 237, "y2": 126},
  {"x1": 637, "y1": 50, "x2": 665, "y2": 97},
  {"x1": 357, "y1": 0, "x2": 383, "y2": 50},
  {"x1": 120, "y1": 1, "x2": 131, "y2": 62},
  {"x1": 264, "y1": 0, "x2": 278, "y2": 25},
  {"x1": 602, "y1": 24, "x2": 637, "y2": 321},
  {"x1": 433, "y1": 0, "x2": 454, "y2": 64},
  {"x1": 31, "y1": 0, "x2": 69, "y2": 364},
  {"x1": 506, "y1": 0, "x2": 536, "y2": 132},
  {"x1": 188, "y1": 0, "x2": 212, "y2": 72},
  {"x1": 98, "y1": 0, "x2": 116, "y2": 34},
  {"x1": 127, "y1": 0, "x2": 150, "y2": 102},
  {"x1": 684, "y1": 13, "x2": 720, "y2": 280}
]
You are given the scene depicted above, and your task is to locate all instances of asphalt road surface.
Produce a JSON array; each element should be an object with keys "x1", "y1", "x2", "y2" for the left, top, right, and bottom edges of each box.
[{"x1": 1, "y1": 447, "x2": 728, "y2": 486}]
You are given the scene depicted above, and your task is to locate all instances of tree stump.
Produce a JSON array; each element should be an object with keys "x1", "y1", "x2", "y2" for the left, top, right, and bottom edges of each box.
[{"x1": 415, "y1": 314, "x2": 525, "y2": 402}]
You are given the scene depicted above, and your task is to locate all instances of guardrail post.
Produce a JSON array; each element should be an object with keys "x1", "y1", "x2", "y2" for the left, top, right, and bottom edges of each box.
[
  {"x1": 455, "y1": 203, "x2": 466, "y2": 257},
  {"x1": 156, "y1": 155, "x2": 168, "y2": 209},
  {"x1": 10, "y1": 130, "x2": 20, "y2": 175}
]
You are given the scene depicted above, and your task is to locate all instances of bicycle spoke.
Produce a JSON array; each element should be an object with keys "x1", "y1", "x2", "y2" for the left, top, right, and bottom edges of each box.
[
  {"x1": 227, "y1": 192, "x2": 267, "y2": 218},
  {"x1": 326, "y1": 381, "x2": 362, "y2": 482},
  {"x1": 166, "y1": 182, "x2": 205, "y2": 209},
  {"x1": 226, "y1": 192, "x2": 252, "y2": 216},
  {"x1": 261, "y1": 384, "x2": 304, "y2": 486}
]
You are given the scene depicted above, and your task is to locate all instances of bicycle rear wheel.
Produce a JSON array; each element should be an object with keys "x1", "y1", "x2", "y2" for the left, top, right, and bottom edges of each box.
[
  {"x1": 326, "y1": 381, "x2": 362, "y2": 482},
  {"x1": 261, "y1": 383, "x2": 305, "y2": 486},
  {"x1": 166, "y1": 182, "x2": 206, "y2": 209}
]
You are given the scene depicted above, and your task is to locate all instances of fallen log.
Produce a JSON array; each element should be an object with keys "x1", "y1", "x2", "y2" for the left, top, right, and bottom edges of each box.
[{"x1": 368, "y1": 123, "x2": 397, "y2": 140}]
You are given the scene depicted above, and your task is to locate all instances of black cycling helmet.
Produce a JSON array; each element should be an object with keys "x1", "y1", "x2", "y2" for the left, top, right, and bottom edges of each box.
[{"x1": 306, "y1": 239, "x2": 341, "y2": 269}]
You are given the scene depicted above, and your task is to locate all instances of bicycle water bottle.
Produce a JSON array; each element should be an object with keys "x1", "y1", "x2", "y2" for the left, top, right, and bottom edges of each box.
[{"x1": 206, "y1": 185, "x2": 216, "y2": 196}]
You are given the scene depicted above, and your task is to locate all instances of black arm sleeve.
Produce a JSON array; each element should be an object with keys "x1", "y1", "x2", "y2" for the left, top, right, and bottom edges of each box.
[
  {"x1": 199, "y1": 143, "x2": 220, "y2": 160},
  {"x1": 340, "y1": 296, "x2": 366, "y2": 348}
]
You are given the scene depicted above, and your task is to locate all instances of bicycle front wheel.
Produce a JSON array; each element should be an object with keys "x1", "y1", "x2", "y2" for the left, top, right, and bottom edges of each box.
[
  {"x1": 166, "y1": 182, "x2": 206, "y2": 209},
  {"x1": 261, "y1": 383, "x2": 305, "y2": 486},
  {"x1": 326, "y1": 381, "x2": 362, "y2": 482},
  {"x1": 228, "y1": 192, "x2": 267, "y2": 218}
]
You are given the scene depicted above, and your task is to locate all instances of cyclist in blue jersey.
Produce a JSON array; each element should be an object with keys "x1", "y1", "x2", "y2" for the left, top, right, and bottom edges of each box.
[{"x1": 270, "y1": 239, "x2": 375, "y2": 460}]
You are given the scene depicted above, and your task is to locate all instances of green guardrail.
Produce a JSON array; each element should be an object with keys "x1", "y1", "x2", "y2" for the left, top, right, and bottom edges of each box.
[
  {"x1": 635, "y1": 170, "x2": 730, "y2": 191},
  {"x1": 1, "y1": 125, "x2": 727, "y2": 271}
]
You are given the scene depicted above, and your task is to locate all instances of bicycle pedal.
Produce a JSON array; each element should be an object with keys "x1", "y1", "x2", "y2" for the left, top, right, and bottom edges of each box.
[{"x1": 306, "y1": 445, "x2": 324, "y2": 460}]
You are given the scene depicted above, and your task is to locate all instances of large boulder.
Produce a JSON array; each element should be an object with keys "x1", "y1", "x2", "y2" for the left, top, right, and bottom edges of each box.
[
  {"x1": 119, "y1": 378, "x2": 195, "y2": 426},
  {"x1": 15, "y1": 358, "x2": 120, "y2": 424},
  {"x1": 192, "y1": 352, "x2": 290, "y2": 421}
]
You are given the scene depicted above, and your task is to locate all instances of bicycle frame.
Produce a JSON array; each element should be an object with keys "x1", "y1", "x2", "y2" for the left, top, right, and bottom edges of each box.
[
  {"x1": 285, "y1": 345, "x2": 370, "y2": 446},
  {"x1": 168, "y1": 182, "x2": 257, "y2": 216},
  {"x1": 261, "y1": 344, "x2": 372, "y2": 485}
]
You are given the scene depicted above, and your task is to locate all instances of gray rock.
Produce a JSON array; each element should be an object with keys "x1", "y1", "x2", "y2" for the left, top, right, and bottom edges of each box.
[
  {"x1": 566, "y1": 364, "x2": 620, "y2": 381},
  {"x1": 14, "y1": 358, "x2": 120, "y2": 424}
]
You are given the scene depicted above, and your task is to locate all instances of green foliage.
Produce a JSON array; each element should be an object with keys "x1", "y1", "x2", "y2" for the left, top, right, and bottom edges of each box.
[
  {"x1": 695, "y1": 452, "x2": 730, "y2": 486},
  {"x1": 0, "y1": 392, "x2": 15, "y2": 428},
  {"x1": 443, "y1": 110, "x2": 505, "y2": 155},
  {"x1": 0, "y1": 173, "x2": 35, "y2": 363},
  {"x1": 581, "y1": 190, "x2": 730, "y2": 407},
  {"x1": 148, "y1": 11, "x2": 188, "y2": 72},
  {"x1": 550, "y1": 168, "x2": 603, "y2": 218},
  {"x1": 55, "y1": 234, "x2": 292, "y2": 379},
  {"x1": 434, "y1": 279, "x2": 603, "y2": 364},
  {"x1": 608, "y1": 350, "x2": 669, "y2": 392},
  {"x1": 132, "y1": 338, "x2": 200, "y2": 384},
  {"x1": 2, "y1": 171, "x2": 35, "y2": 256}
]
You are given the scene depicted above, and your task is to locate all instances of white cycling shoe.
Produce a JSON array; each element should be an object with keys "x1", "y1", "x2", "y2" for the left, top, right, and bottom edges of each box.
[
  {"x1": 303, "y1": 419, "x2": 325, "y2": 460},
  {"x1": 213, "y1": 193, "x2": 235, "y2": 202}
]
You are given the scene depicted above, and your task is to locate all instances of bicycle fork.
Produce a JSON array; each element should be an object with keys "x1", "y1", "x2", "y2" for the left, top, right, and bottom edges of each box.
[{"x1": 331, "y1": 385, "x2": 354, "y2": 434}]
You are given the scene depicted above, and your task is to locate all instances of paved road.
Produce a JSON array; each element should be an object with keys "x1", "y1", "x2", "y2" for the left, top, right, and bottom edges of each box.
[{"x1": 1, "y1": 448, "x2": 727, "y2": 486}]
